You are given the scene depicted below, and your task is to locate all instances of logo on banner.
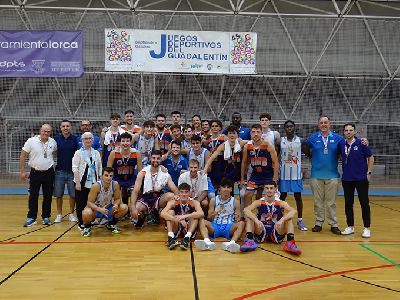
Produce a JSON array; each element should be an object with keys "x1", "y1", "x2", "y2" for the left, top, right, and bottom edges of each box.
[
  {"x1": 0, "y1": 60, "x2": 25, "y2": 68},
  {"x1": 31, "y1": 60, "x2": 45, "y2": 74}
]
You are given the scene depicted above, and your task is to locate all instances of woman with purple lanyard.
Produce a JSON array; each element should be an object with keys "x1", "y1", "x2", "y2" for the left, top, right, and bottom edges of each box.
[
  {"x1": 339, "y1": 123, "x2": 374, "y2": 238},
  {"x1": 72, "y1": 132, "x2": 102, "y2": 229}
]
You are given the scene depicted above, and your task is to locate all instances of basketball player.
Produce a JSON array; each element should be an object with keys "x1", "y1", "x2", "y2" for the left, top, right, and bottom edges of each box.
[
  {"x1": 81, "y1": 167, "x2": 128, "y2": 237},
  {"x1": 241, "y1": 124, "x2": 279, "y2": 207},
  {"x1": 121, "y1": 109, "x2": 141, "y2": 134},
  {"x1": 194, "y1": 177, "x2": 244, "y2": 253},
  {"x1": 240, "y1": 181, "x2": 301, "y2": 255},
  {"x1": 161, "y1": 183, "x2": 204, "y2": 250},
  {"x1": 155, "y1": 113, "x2": 172, "y2": 156},
  {"x1": 130, "y1": 150, "x2": 178, "y2": 227},
  {"x1": 279, "y1": 120, "x2": 307, "y2": 231},
  {"x1": 101, "y1": 113, "x2": 125, "y2": 167},
  {"x1": 132, "y1": 120, "x2": 159, "y2": 167}
]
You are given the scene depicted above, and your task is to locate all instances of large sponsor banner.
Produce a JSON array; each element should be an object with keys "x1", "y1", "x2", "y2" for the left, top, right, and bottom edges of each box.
[
  {"x1": 0, "y1": 30, "x2": 83, "y2": 77},
  {"x1": 229, "y1": 32, "x2": 257, "y2": 74},
  {"x1": 105, "y1": 29, "x2": 256, "y2": 74}
]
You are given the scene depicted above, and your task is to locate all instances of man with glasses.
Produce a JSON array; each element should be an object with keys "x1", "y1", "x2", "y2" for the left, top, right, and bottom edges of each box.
[{"x1": 77, "y1": 120, "x2": 102, "y2": 152}]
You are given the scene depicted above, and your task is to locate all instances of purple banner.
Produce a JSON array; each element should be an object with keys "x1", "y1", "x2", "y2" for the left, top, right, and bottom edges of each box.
[{"x1": 0, "y1": 30, "x2": 83, "y2": 77}]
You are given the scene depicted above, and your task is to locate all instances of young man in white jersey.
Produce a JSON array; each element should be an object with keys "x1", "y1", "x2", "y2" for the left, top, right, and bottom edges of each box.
[
  {"x1": 121, "y1": 109, "x2": 141, "y2": 134},
  {"x1": 130, "y1": 150, "x2": 178, "y2": 227},
  {"x1": 161, "y1": 183, "x2": 204, "y2": 250},
  {"x1": 101, "y1": 113, "x2": 126, "y2": 167},
  {"x1": 259, "y1": 113, "x2": 281, "y2": 146},
  {"x1": 194, "y1": 177, "x2": 244, "y2": 253},
  {"x1": 240, "y1": 181, "x2": 301, "y2": 255},
  {"x1": 279, "y1": 120, "x2": 307, "y2": 231},
  {"x1": 81, "y1": 167, "x2": 128, "y2": 237},
  {"x1": 178, "y1": 159, "x2": 208, "y2": 212},
  {"x1": 132, "y1": 120, "x2": 159, "y2": 167}
]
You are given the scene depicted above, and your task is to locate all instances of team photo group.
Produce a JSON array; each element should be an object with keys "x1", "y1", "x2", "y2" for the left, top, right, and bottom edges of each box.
[{"x1": 19, "y1": 109, "x2": 374, "y2": 256}]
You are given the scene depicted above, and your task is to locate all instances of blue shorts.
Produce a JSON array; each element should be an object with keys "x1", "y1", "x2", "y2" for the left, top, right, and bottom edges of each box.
[
  {"x1": 211, "y1": 222, "x2": 233, "y2": 240},
  {"x1": 95, "y1": 204, "x2": 114, "y2": 220},
  {"x1": 279, "y1": 179, "x2": 303, "y2": 193},
  {"x1": 54, "y1": 170, "x2": 75, "y2": 198}
]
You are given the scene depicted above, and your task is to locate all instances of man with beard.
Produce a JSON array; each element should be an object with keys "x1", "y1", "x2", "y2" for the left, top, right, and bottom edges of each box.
[
  {"x1": 101, "y1": 113, "x2": 125, "y2": 167},
  {"x1": 223, "y1": 112, "x2": 250, "y2": 140},
  {"x1": 121, "y1": 109, "x2": 141, "y2": 134},
  {"x1": 155, "y1": 113, "x2": 172, "y2": 156},
  {"x1": 130, "y1": 150, "x2": 179, "y2": 227},
  {"x1": 162, "y1": 140, "x2": 188, "y2": 186}
]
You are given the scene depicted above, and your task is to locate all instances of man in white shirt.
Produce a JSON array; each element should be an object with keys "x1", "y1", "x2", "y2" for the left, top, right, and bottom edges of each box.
[{"x1": 20, "y1": 123, "x2": 57, "y2": 227}]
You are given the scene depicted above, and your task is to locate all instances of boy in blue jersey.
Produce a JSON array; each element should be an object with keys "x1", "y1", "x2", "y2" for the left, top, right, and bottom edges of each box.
[
  {"x1": 194, "y1": 177, "x2": 244, "y2": 253},
  {"x1": 241, "y1": 181, "x2": 301, "y2": 255},
  {"x1": 161, "y1": 183, "x2": 204, "y2": 250}
]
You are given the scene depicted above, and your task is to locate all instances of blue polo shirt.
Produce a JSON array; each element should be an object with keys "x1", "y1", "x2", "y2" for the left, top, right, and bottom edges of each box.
[
  {"x1": 339, "y1": 138, "x2": 372, "y2": 181},
  {"x1": 223, "y1": 126, "x2": 251, "y2": 140},
  {"x1": 162, "y1": 155, "x2": 188, "y2": 186},
  {"x1": 305, "y1": 131, "x2": 344, "y2": 179},
  {"x1": 77, "y1": 134, "x2": 102, "y2": 152},
  {"x1": 54, "y1": 134, "x2": 78, "y2": 171}
]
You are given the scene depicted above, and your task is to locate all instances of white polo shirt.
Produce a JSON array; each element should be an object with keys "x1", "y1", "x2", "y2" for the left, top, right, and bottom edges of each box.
[
  {"x1": 22, "y1": 136, "x2": 57, "y2": 171},
  {"x1": 178, "y1": 171, "x2": 208, "y2": 200}
]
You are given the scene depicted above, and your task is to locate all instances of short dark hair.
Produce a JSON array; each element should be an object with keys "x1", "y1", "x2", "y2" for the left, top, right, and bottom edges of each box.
[
  {"x1": 318, "y1": 115, "x2": 330, "y2": 122},
  {"x1": 178, "y1": 182, "x2": 191, "y2": 191},
  {"x1": 151, "y1": 149, "x2": 162, "y2": 157},
  {"x1": 110, "y1": 113, "x2": 121, "y2": 119},
  {"x1": 124, "y1": 110, "x2": 134, "y2": 115},
  {"x1": 103, "y1": 167, "x2": 114, "y2": 174},
  {"x1": 60, "y1": 119, "x2": 70, "y2": 124},
  {"x1": 284, "y1": 120, "x2": 295, "y2": 127},
  {"x1": 191, "y1": 135, "x2": 202, "y2": 143},
  {"x1": 210, "y1": 119, "x2": 223, "y2": 128},
  {"x1": 184, "y1": 124, "x2": 193, "y2": 130},
  {"x1": 143, "y1": 120, "x2": 155, "y2": 127},
  {"x1": 251, "y1": 124, "x2": 262, "y2": 130},
  {"x1": 170, "y1": 140, "x2": 182, "y2": 148},
  {"x1": 120, "y1": 132, "x2": 132, "y2": 140},
  {"x1": 343, "y1": 123, "x2": 356, "y2": 130},
  {"x1": 220, "y1": 177, "x2": 234, "y2": 188},
  {"x1": 226, "y1": 125, "x2": 238, "y2": 134},
  {"x1": 170, "y1": 124, "x2": 181, "y2": 132},
  {"x1": 201, "y1": 119, "x2": 210, "y2": 125},
  {"x1": 192, "y1": 114, "x2": 201, "y2": 121},
  {"x1": 259, "y1": 113, "x2": 271, "y2": 120},
  {"x1": 263, "y1": 180, "x2": 277, "y2": 188},
  {"x1": 171, "y1": 111, "x2": 181, "y2": 116},
  {"x1": 232, "y1": 112, "x2": 241, "y2": 117},
  {"x1": 156, "y1": 113, "x2": 166, "y2": 120}
]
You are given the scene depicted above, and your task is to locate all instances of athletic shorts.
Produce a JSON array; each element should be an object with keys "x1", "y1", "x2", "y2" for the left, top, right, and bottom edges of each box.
[
  {"x1": 279, "y1": 179, "x2": 303, "y2": 193},
  {"x1": 94, "y1": 204, "x2": 114, "y2": 220},
  {"x1": 211, "y1": 221, "x2": 234, "y2": 240},
  {"x1": 174, "y1": 220, "x2": 197, "y2": 239},
  {"x1": 246, "y1": 178, "x2": 271, "y2": 191},
  {"x1": 137, "y1": 192, "x2": 162, "y2": 214},
  {"x1": 254, "y1": 226, "x2": 285, "y2": 244},
  {"x1": 54, "y1": 170, "x2": 75, "y2": 198}
]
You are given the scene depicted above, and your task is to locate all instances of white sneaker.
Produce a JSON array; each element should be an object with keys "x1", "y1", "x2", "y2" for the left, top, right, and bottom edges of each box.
[
  {"x1": 54, "y1": 214, "x2": 62, "y2": 223},
  {"x1": 362, "y1": 228, "x2": 371, "y2": 238},
  {"x1": 341, "y1": 227, "x2": 355, "y2": 235},
  {"x1": 221, "y1": 241, "x2": 240, "y2": 253},
  {"x1": 69, "y1": 213, "x2": 78, "y2": 222},
  {"x1": 194, "y1": 240, "x2": 216, "y2": 251},
  {"x1": 99, "y1": 218, "x2": 108, "y2": 226}
]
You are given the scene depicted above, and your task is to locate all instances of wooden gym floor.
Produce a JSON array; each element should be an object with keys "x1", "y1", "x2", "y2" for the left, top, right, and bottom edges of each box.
[{"x1": 0, "y1": 195, "x2": 399, "y2": 299}]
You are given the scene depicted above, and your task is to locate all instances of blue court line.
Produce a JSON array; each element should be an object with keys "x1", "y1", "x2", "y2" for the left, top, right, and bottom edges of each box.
[{"x1": 0, "y1": 187, "x2": 399, "y2": 196}]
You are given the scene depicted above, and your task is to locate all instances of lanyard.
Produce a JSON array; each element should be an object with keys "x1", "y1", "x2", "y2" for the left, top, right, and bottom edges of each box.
[{"x1": 344, "y1": 139, "x2": 355, "y2": 164}]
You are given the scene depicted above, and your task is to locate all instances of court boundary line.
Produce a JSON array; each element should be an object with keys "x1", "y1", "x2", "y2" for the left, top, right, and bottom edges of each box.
[
  {"x1": 232, "y1": 264, "x2": 395, "y2": 300},
  {"x1": 190, "y1": 242, "x2": 200, "y2": 300},
  {"x1": 359, "y1": 243, "x2": 400, "y2": 268},
  {"x1": 0, "y1": 223, "x2": 76, "y2": 286},
  {"x1": 256, "y1": 246, "x2": 400, "y2": 293},
  {"x1": 370, "y1": 201, "x2": 400, "y2": 213}
]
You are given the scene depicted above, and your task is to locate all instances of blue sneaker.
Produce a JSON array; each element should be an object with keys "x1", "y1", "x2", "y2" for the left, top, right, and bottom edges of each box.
[
  {"x1": 240, "y1": 238, "x2": 258, "y2": 252},
  {"x1": 283, "y1": 240, "x2": 302, "y2": 255},
  {"x1": 42, "y1": 217, "x2": 51, "y2": 225},
  {"x1": 24, "y1": 218, "x2": 37, "y2": 227},
  {"x1": 297, "y1": 219, "x2": 308, "y2": 231}
]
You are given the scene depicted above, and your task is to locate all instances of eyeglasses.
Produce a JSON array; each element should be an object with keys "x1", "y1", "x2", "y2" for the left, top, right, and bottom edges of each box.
[{"x1": 82, "y1": 137, "x2": 93, "y2": 140}]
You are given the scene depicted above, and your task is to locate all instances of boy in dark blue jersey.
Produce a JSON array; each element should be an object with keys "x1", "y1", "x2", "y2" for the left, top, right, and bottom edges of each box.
[
  {"x1": 241, "y1": 181, "x2": 301, "y2": 255},
  {"x1": 161, "y1": 183, "x2": 204, "y2": 250}
]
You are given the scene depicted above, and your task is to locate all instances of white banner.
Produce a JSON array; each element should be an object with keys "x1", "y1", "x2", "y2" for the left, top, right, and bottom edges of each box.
[{"x1": 105, "y1": 29, "x2": 256, "y2": 74}]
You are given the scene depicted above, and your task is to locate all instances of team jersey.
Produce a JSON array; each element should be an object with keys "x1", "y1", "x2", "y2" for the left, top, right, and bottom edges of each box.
[
  {"x1": 103, "y1": 127, "x2": 125, "y2": 166},
  {"x1": 174, "y1": 197, "x2": 195, "y2": 216},
  {"x1": 121, "y1": 124, "x2": 141, "y2": 134},
  {"x1": 214, "y1": 195, "x2": 236, "y2": 225},
  {"x1": 206, "y1": 135, "x2": 226, "y2": 185},
  {"x1": 156, "y1": 128, "x2": 172, "y2": 156},
  {"x1": 161, "y1": 154, "x2": 188, "y2": 186},
  {"x1": 262, "y1": 130, "x2": 277, "y2": 145},
  {"x1": 223, "y1": 147, "x2": 242, "y2": 182},
  {"x1": 247, "y1": 141, "x2": 274, "y2": 180},
  {"x1": 136, "y1": 135, "x2": 156, "y2": 167},
  {"x1": 112, "y1": 148, "x2": 138, "y2": 187},
  {"x1": 93, "y1": 180, "x2": 115, "y2": 208},
  {"x1": 257, "y1": 198, "x2": 283, "y2": 232},
  {"x1": 188, "y1": 147, "x2": 208, "y2": 170},
  {"x1": 280, "y1": 136, "x2": 302, "y2": 181}
]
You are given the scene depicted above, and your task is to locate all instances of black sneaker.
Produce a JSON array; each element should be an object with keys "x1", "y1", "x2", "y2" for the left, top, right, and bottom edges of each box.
[
  {"x1": 180, "y1": 237, "x2": 190, "y2": 250},
  {"x1": 134, "y1": 215, "x2": 145, "y2": 228},
  {"x1": 147, "y1": 211, "x2": 160, "y2": 225},
  {"x1": 168, "y1": 236, "x2": 178, "y2": 249}
]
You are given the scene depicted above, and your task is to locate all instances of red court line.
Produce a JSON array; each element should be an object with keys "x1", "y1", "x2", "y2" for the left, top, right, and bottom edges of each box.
[
  {"x1": 1, "y1": 239, "x2": 400, "y2": 245},
  {"x1": 233, "y1": 264, "x2": 395, "y2": 300}
]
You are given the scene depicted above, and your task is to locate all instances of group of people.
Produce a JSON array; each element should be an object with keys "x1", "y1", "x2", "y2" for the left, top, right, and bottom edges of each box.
[{"x1": 19, "y1": 109, "x2": 374, "y2": 255}]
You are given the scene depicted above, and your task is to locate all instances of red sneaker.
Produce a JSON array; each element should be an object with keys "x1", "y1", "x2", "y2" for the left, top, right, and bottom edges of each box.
[{"x1": 283, "y1": 240, "x2": 302, "y2": 255}]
